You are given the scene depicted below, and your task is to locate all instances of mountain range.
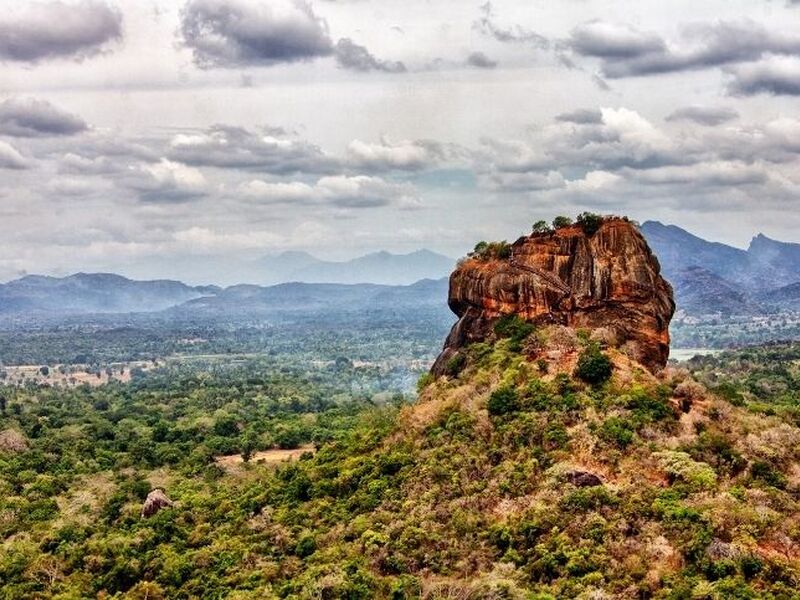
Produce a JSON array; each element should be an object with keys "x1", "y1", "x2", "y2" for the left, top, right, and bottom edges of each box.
[
  {"x1": 251, "y1": 249, "x2": 455, "y2": 286},
  {"x1": 640, "y1": 221, "x2": 800, "y2": 315},
  {"x1": 0, "y1": 273, "x2": 218, "y2": 316},
  {"x1": 1, "y1": 224, "x2": 799, "y2": 322}
]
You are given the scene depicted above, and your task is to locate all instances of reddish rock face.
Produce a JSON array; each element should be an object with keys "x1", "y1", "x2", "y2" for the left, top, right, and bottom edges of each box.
[{"x1": 432, "y1": 218, "x2": 675, "y2": 374}]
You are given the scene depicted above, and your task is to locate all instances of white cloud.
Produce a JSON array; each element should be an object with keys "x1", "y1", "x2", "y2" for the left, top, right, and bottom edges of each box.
[
  {"x1": 239, "y1": 174, "x2": 422, "y2": 209},
  {"x1": 0, "y1": 140, "x2": 32, "y2": 169},
  {"x1": 124, "y1": 159, "x2": 208, "y2": 201}
]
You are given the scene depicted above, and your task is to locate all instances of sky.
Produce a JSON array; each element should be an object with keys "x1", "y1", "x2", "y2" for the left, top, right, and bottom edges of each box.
[{"x1": 0, "y1": 0, "x2": 799, "y2": 284}]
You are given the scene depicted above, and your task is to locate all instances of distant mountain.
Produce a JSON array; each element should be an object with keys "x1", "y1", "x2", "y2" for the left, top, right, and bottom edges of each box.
[
  {"x1": 176, "y1": 278, "x2": 450, "y2": 320},
  {"x1": 747, "y1": 234, "x2": 800, "y2": 284},
  {"x1": 254, "y1": 249, "x2": 455, "y2": 286},
  {"x1": 670, "y1": 267, "x2": 759, "y2": 316},
  {"x1": 758, "y1": 281, "x2": 800, "y2": 310},
  {"x1": 639, "y1": 221, "x2": 748, "y2": 283},
  {"x1": 640, "y1": 221, "x2": 800, "y2": 317},
  {"x1": 0, "y1": 273, "x2": 216, "y2": 315}
]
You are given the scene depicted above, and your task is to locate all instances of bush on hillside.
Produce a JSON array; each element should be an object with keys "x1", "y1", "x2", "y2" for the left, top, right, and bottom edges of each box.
[
  {"x1": 494, "y1": 314, "x2": 536, "y2": 352},
  {"x1": 487, "y1": 385, "x2": 519, "y2": 416},
  {"x1": 575, "y1": 344, "x2": 613, "y2": 385}
]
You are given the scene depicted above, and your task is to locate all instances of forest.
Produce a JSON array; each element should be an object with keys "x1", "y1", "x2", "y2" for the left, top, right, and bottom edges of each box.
[{"x1": 2, "y1": 329, "x2": 799, "y2": 598}]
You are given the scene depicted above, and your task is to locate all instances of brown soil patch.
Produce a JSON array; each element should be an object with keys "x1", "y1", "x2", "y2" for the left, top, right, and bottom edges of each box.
[{"x1": 214, "y1": 445, "x2": 316, "y2": 473}]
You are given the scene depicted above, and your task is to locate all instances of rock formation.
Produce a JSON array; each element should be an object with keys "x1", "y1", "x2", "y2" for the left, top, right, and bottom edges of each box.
[
  {"x1": 141, "y1": 488, "x2": 174, "y2": 519},
  {"x1": 432, "y1": 217, "x2": 675, "y2": 374}
]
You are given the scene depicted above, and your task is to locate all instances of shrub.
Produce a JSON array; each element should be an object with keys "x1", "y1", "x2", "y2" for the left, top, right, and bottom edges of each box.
[
  {"x1": 470, "y1": 240, "x2": 512, "y2": 261},
  {"x1": 552, "y1": 216, "x2": 573, "y2": 229},
  {"x1": 575, "y1": 344, "x2": 613, "y2": 385},
  {"x1": 598, "y1": 417, "x2": 634, "y2": 448},
  {"x1": 487, "y1": 385, "x2": 519, "y2": 416},
  {"x1": 496, "y1": 241, "x2": 512, "y2": 259},
  {"x1": 416, "y1": 373, "x2": 434, "y2": 392},
  {"x1": 295, "y1": 534, "x2": 317, "y2": 558},
  {"x1": 576, "y1": 212, "x2": 603, "y2": 236},
  {"x1": 445, "y1": 353, "x2": 466, "y2": 377},
  {"x1": 532, "y1": 220, "x2": 552, "y2": 234},
  {"x1": 494, "y1": 314, "x2": 535, "y2": 352},
  {"x1": 654, "y1": 451, "x2": 717, "y2": 491},
  {"x1": 561, "y1": 486, "x2": 617, "y2": 512},
  {"x1": 749, "y1": 461, "x2": 787, "y2": 489}
]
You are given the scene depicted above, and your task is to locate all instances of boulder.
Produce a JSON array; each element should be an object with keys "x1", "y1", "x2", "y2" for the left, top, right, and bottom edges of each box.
[
  {"x1": 564, "y1": 470, "x2": 603, "y2": 487},
  {"x1": 141, "y1": 488, "x2": 174, "y2": 519}
]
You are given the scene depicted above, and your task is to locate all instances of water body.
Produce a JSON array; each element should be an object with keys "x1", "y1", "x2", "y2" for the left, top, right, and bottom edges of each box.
[{"x1": 670, "y1": 348, "x2": 723, "y2": 362}]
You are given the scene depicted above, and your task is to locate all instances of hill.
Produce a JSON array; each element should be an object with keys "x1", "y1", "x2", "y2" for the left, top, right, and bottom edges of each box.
[
  {"x1": 254, "y1": 249, "x2": 455, "y2": 286},
  {"x1": 640, "y1": 221, "x2": 800, "y2": 294},
  {"x1": 0, "y1": 273, "x2": 216, "y2": 315},
  {"x1": 641, "y1": 221, "x2": 800, "y2": 318},
  {"x1": 1, "y1": 215, "x2": 798, "y2": 598}
]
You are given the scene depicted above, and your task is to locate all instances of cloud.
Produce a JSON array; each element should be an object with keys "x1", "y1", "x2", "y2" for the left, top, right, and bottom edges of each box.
[
  {"x1": 47, "y1": 176, "x2": 112, "y2": 196},
  {"x1": 474, "y1": 2, "x2": 549, "y2": 48},
  {"x1": 569, "y1": 19, "x2": 800, "y2": 78},
  {"x1": 239, "y1": 174, "x2": 421, "y2": 209},
  {"x1": 58, "y1": 152, "x2": 117, "y2": 174},
  {"x1": 123, "y1": 159, "x2": 207, "y2": 202},
  {"x1": 624, "y1": 161, "x2": 768, "y2": 186},
  {"x1": 569, "y1": 21, "x2": 664, "y2": 60},
  {"x1": 566, "y1": 170, "x2": 622, "y2": 192},
  {"x1": 555, "y1": 108, "x2": 603, "y2": 124},
  {"x1": 0, "y1": 97, "x2": 88, "y2": 137},
  {"x1": 727, "y1": 56, "x2": 800, "y2": 96},
  {"x1": 481, "y1": 170, "x2": 565, "y2": 192},
  {"x1": 0, "y1": 141, "x2": 32, "y2": 169},
  {"x1": 346, "y1": 138, "x2": 448, "y2": 171},
  {"x1": 0, "y1": 0, "x2": 122, "y2": 63},
  {"x1": 334, "y1": 38, "x2": 406, "y2": 73},
  {"x1": 466, "y1": 51, "x2": 497, "y2": 69},
  {"x1": 179, "y1": 0, "x2": 334, "y2": 68},
  {"x1": 666, "y1": 105, "x2": 739, "y2": 126},
  {"x1": 545, "y1": 107, "x2": 680, "y2": 170},
  {"x1": 168, "y1": 125, "x2": 337, "y2": 173}
]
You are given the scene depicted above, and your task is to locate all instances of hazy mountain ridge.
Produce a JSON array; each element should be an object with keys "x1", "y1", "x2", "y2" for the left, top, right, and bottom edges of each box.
[
  {"x1": 0, "y1": 273, "x2": 217, "y2": 315},
  {"x1": 641, "y1": 221, "x2": 800, "y2": 315},
  {"x1": 253, "y1": 248, "x2": 455, "y2": 286},
  {"x1": 174, "y1": 278, "x2": 450, "y2": 319}
]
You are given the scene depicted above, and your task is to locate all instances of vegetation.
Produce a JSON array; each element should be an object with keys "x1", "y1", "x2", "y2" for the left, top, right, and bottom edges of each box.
[
  {"x1": 574, "y1": 343, "x2": 613, "y2": 385},
  {"x1": 2, "y1": 330, "x2": 798, "y2": 597},
  {"x1": 494, "y1": 314, "x2": 536, "y2": 352},
  {"x1": 532, "y1": 220, "x2": 552, "y2": 234},
  {"x1": 576, "y1": 211, "x2": 603, "y2": 236},
  {"x1": 552, "y1": 215, "x2": 573, "y2": 229},
  {"x1": 470, "y1": 240, "x2": 512, "y2": 261}
]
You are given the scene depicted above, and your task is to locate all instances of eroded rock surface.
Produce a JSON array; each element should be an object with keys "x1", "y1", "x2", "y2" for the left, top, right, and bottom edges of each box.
[{"x1": 432, "y1": 218, "x2": 675, "y2": 374}]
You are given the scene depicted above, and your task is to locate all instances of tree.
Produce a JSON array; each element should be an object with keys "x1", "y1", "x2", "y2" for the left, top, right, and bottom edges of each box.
[
  {"x1": 532, "y1": 220, "x2": 552, "y2": 234},
  {"x1": 575, "y1": 344, "x2": 613, "y2": 385},
  {"x1": 487, "y1": 385, "x2": 519, "y2": 416},
  {"x1": 472, "y1": 241, "x2": 489, "y2": 256},
  {"x1": 577, "y1": 212, "x2": 604, "y2": 235},
  {"x1": 552, "y1": 215, "x2": 573, "y2": 229}
]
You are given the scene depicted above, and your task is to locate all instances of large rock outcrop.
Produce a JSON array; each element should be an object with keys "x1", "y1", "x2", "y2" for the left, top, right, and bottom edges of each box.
[{"x1": 432, "y1": 217, "x2": 675, "y2": 374}]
